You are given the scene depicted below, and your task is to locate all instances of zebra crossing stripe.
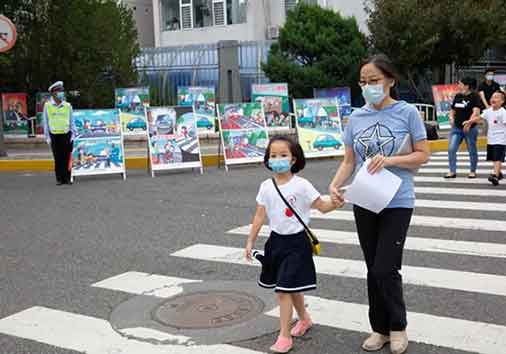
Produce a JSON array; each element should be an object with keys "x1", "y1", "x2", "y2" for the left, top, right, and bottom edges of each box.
[
  {"x1": 171, "y1": 244, "x2": 506, "y2": 296},
  {"x1": 415, "y1": 176, "x2": 493, "y2": 184},
  {"x1": 0, "y1": 307, "x2": 264, "y2": 354},
  {"x1": 227, "y1": 225, "x2": 506, "y2": 258},
  {"x1": 432, "y1": 152, "x2": 487, "y2": 156},
  {"x1": 425, "y1": 161, "x2": 493, "y2": 166},
  {"x1": 415, "y1": 199, "x2": 505, "y2": 211},
  {"x1": 413, "y1": 186, "x2": 506, "y2": 197},
  {"x1": 268, "y1": 296, "x2": 506, "y2": 354},
  {"x1": 91, "y1": 271, "x2": 201, "y2": 297},
  {"x1": 419, "y1": 168, "x2": 492, "y2": 174},
  {"x1": 311, "y1": 210, "x2": 506, "y2": 232}
]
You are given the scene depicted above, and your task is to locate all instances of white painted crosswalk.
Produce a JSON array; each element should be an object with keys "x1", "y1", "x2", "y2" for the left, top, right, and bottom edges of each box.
[
  {"x1": 419, "y1": 168, "x2": 491, "y2": 174},
  {"x1": 1, "y1": 151, "x2": 506, "y2": 354}
]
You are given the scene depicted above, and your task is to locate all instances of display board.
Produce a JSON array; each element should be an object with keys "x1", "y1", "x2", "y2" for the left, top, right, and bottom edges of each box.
[
  {"x1": 432, "y1": 84, "x2": 459, "y2": 128},
  {"x1": 147, "y1": 106, "x2": 203, "y2": 176},
  {"x1": 293, "y1": 98, "x2": 344, "y2": 158},
  {"x1": 217, "y1": 102, "x2": 269, "y2": 169},
  {"x1": 71, "y1": 109, "x2": 126, "y2": 179},
  {"x1": 115, "y1": 87, "x2": 150, "y2": 136},
  {"x1": 177, "y1": 86, "x2": 216, "y2": 134},
  {"x1": 251, "y1": 83, "x2": 290, "y2": 130},
  {"x1": 1, "y1": 93, "x2": 28, "y2": 134},
  {"x1": 35, "y1": 92, "x2": 51, "y2": 135},
  {"x1": 314, "y1": 87, "x2": 352, "y2": 126}
]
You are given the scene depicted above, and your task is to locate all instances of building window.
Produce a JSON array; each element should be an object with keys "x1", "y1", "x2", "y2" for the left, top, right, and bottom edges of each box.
[
  {"x1": 161, "y1": 0, "x2": 246, "y2": 32},
  {"x1": 285, "y1": 0, "x2": 317, "y2": 16}
]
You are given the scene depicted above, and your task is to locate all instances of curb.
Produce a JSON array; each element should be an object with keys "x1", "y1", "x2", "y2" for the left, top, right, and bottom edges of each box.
[{"x1": 0, "y1": 137, "x2": 489, "y2": 172}]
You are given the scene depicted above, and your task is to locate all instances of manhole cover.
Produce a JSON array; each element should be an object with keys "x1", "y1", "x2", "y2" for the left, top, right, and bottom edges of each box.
[{"x1": 153, "y1": 290, "x2": 265, "y2": 329}]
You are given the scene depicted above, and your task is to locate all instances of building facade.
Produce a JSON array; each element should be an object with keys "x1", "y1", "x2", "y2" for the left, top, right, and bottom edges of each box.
[
  {"x1": 122, "y1": 0, "x2": 156, "y2": 47},
  {"x1": 152, "y1": 0, "x2": 367, "y2": 47}
]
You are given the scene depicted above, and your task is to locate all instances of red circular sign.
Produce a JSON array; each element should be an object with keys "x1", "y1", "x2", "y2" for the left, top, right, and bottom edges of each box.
[{"x1": 0, "y1": 15, "x2": 17, "y2": 53}]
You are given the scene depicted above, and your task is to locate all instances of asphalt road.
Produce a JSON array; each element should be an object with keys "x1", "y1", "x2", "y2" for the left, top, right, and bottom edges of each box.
[{"x1": 0, "y1": 154, "x2": 505, "y2": 354}]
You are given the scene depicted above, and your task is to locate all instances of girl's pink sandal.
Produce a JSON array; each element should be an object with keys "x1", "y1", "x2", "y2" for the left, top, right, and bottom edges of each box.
[{"x1": 270, "y1": 336, "x2": 293, "y2": 353}]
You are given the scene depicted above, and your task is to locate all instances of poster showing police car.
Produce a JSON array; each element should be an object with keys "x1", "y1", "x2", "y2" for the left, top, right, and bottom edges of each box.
[
  {"x1": 177, "y1": 86, "x2": 216, "y2": 135},
  {"x1": 293, "y1": 98, "x2": 344, "y2": 158},
  {"x1": 115, "y1": 87, "x2": 150, "y2": 136},
  {"x1": 72, "y1": 109, "x2": 121, "y2": 139},
  {"x1": 146, "y1": 106, "x2": 203, "y2": 176},
  {"x1": 217, "y1": 102, "x2": 269, "y2": 168}
]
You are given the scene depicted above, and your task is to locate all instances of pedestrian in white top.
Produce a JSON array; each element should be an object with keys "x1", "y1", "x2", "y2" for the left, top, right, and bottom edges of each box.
[
  {"x1": 474, "y1": 91, "x2": 506, "y2": 185},
  {"x1": 244, "y1": 136, "x2": 343, "y2": 353}
]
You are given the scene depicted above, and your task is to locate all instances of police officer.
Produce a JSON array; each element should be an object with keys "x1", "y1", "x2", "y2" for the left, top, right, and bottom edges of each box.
[{"x1": 43, "y1": 81, "x2": 75, "y2": 185}]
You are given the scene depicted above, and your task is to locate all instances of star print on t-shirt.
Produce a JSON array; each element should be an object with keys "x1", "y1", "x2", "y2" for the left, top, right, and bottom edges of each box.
[{"x1": 354, "y1": 123, "x2": 396, "y2": 161}]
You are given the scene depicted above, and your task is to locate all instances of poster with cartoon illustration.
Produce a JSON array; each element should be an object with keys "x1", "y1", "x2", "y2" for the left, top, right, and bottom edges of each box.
[
  {"x1": 177, "y1": 86, "x2": 216, "y2": 134},
  {"x1": 71, "y1": 137, "x2": 125, "y2": 177},
  {"x1": 251, "y1": 83, "x2": 290, "y2": 129},
  {"x1": 115, "y1": 87, "x2": 150, "y2": 136},
  {"x1": 432, "y1": 84, "x2": 459, "y2": 128},
  {"x1": 71, "y1": 109, "x2": 125, "y2": 179},
  {"x1": 36, "y1": 92, "x2": 52, "y2": 134},
  {"x1": 314, "y1": 87, "x2": 352, "y2": 126},
  {"x1": 293, "y1": 98, "x2": 344, "y2": 158},
  {"x1": 72, "y1": 109, "x2": 121, "y2": 139},
  {"x1": 1, "y1": 93, "x2": 28, "y2": 134},
  {"x1": 217, "y1": 102, "x2": 269, "y2": 167},
  {"x1": 147, "y1": 106, "x2": 202, "y2": 175}
]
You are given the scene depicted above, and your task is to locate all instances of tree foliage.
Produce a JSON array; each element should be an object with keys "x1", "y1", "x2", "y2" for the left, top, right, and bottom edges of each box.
[
  {"x1": 261, "y1": 4, "x2": 367, "y2": 100},
  {"x1": 366, "y1": 0, "x2": 506, "y2": 100},
  {"x1": 0, "y1": 0, "x2": 140, "y2": 111}
]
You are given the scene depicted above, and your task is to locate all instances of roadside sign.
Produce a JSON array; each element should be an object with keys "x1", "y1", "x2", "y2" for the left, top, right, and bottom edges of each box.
[{"x1": 0, "y1": 15, "x2": 17, "y2": 53}]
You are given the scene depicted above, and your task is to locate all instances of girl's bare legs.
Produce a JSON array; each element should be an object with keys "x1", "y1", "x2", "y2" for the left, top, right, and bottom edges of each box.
[
  {"x1": 277, "y1": 293, "x2": 293, "y2": 338},
  {"x1": 291, "y1": 293, "x2": 310, "y2": 321},
  {"x1": 494, "y1": 161, "x2": 502, "y2": 177}
]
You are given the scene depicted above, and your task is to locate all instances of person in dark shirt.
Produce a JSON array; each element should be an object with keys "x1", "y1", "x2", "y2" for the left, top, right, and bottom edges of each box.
[
  {"x1": 478, "y1": 69, "x2": 502, "y2": 109},
  {"x1": 445, "y1": 77, "x2": 482, "y2": 179}
]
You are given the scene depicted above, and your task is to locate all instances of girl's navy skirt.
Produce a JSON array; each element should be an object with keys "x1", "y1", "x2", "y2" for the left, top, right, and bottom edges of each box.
[{"x1": 256, "y1": 230, "x2": 317, "y2": 293}]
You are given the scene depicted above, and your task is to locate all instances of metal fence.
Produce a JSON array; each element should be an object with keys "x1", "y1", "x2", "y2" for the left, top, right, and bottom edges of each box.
[{"x1": 134, "y1": 40, "x2": 274, "y2": 106}]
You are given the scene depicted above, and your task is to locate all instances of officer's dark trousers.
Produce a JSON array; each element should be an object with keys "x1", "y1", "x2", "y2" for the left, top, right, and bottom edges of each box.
[
  {"x1": 352, "y1": 205, "x2": 413, "y2": 335},
  {"x1": 50, "y1": 132, "x2": 72, "y2": 183}
]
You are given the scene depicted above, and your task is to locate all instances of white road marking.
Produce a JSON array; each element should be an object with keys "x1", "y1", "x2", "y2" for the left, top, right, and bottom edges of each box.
[
  {"x1": 311, "y1": 210, "x2": 506, "y2": 232},
  {"x1": 0, "y1": 307, "x2": 264, "y2": 353},
  {"x1": 171, "y1": 244, "x2": 506, "y2": 296},
  {"x1": 227, "y1": 225, "x2": 506, "y2": 258},
  {"x1": 415, "y1": 176, "x2": 493, "y2": 184},
  {"x1": 413, "y1": 186, "x2": 506, "y2": 197}
]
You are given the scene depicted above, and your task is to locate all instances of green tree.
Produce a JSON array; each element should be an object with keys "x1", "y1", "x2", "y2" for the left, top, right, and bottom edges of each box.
[
  {"x1": 366, "y1": 0, "x2": 506, "y2": 101},
  {"x1": 261, "y1": 4, "x2": 367, "y2": 100},
  {"x1": 0, "y1": 0, "x2": 139, "y2": 111}
]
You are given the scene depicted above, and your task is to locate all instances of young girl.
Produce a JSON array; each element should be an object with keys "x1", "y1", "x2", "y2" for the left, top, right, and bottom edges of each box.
[
  {"x1": 473, "y1": 91, "x2": 506, "y2": 185},
  {"x1": 244, "y1": 136, "x2": 343, "y2": 353}
]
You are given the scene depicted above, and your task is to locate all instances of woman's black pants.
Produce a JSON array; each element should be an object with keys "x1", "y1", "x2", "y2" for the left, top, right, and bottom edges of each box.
[{"x1": 353, "y1": 205, "x2": 413, "y2": 336}]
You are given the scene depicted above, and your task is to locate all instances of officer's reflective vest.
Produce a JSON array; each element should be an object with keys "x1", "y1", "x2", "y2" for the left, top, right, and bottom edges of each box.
[{"x1": 47, "y1": 102, "x2": 71, "y2": 134}]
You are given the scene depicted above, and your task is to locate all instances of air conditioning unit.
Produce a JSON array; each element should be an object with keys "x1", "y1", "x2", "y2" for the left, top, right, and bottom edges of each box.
[{"x1": 267, "y1": 25, "x2": 280, "y2": 39}]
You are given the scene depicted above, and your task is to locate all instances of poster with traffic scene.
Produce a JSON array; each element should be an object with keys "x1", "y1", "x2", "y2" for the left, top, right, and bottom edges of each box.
[
  {"x1": 147, "y1": 106, "x2": 202, "y2": 175},
  {"x1": 1, "y1": 93, "x2": 28, "y2": 134},
  {"x1": 72, "y1": 109, "x2": 121, "y2": 139},
  {"x1": 36, "y1": 92, "x2": 52, "y2": 134},
  {"x1": 314, "y1": 87, "x2": 352, "y2": 126},
  {"x1": 115, "y1": 87, "x2": 150, "y2": 136},
  {"x1": 293, "y1": 98, "x2": 344, "y2": 158},
  {"x1": 251, "y1": 83, "x2": 290, "y2": 130},
  {"x1": 217, "y1": 102, "x2": 269, "y2": 167},
  {"x1": 177, "y1": 86, "x2": 216, "y2": 134},
  {"x1": 71, "y1": 137, "x2": 125, "y2": 177},
  {"x1": 432, "y1": 84, "x2": 459, "y2": 128}
]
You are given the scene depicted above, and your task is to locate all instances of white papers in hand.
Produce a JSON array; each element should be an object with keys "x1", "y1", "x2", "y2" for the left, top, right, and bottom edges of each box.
[{"x1": 343, "y1": 160, "x2": 402, "y2": 214}]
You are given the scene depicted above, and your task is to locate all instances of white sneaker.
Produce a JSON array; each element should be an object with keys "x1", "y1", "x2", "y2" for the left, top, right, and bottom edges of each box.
[
  {"x1": 361, "y1": 332, "x2": 390, "y2": 351},
  {"x1": 390, "y1": 331, "x2": 408, "y2": 354}
]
